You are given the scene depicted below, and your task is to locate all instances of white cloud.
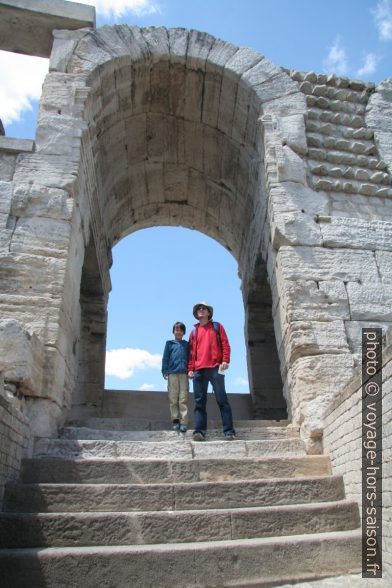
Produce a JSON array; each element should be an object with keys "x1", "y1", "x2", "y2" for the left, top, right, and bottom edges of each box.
[
  {"x1": 0, "y1": 1, "x2": 161, "y2": 127},
  {"x1": 0, "y1": 51, "x2": 48, "y2": 125},
  {"x1": 139, "y1": 383, "x2": 155, "y2": 390},
  {"x1": 323, "y1": 37, "x2": 349, "y2": 76},
  {"x1": 106, "y1": 347, "x2": 162, "y2": 379},
  {"x1": 356, "y1": 52, "x2": 381, "y2": 77},
  {"x1": 373, "y1": 0, "x2": 392, "y2": 41},
  {"x1": 78, "y1": 0, "x2": 161, "y2": 18},
  {"x1": 233, "y1": 377, "x2": 249, "y2": 387}
]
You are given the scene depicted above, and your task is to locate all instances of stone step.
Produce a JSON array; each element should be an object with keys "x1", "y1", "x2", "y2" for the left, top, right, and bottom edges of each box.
[
  {"x1": 278, "y1": 574, "x2": 389, "y2": 588},
  {"x1": 67, "y1": 417, "x2": 292, "y2": 431},
  {"x1": 21, "y1": 455, "x2": 330, "y2": 484},
  {"x1": 4, "y1": 475, "x2": 344, "y2": 513},
  {"x1": 0, "y1": 500, "x2": 359, "y2": 548},
  {"x1": 60, "y1": 425, "x2": 300, "y2": 442},
  {"x1": 0, "y1": 530, "x2": 362, "y2": 588},
  {"x1": 32, "y1": 437, "x2": 306, "y2": 460}
]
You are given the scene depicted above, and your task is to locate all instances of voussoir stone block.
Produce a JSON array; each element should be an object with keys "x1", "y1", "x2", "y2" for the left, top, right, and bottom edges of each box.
[
  {"x1": 224, "y1": 47, "x2": 263, "y2": 80},
  {"x1": 207, "y1": 38, "x2": 238, "y2": 71},
  {"x1": 185, "y1": 29, "x2": 215, "y2": 70}
]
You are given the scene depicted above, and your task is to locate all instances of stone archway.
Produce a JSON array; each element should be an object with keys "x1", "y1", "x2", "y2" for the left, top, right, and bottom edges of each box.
[
  {"x1": 0, "y1": 26, "x2": 321, "y2": 445},
  {"x1": 62, "y1": 27, "x2": 301, "y2": 421},
  {"x1": 6, "y1": 25, "x2": 391, "y2": 452}
]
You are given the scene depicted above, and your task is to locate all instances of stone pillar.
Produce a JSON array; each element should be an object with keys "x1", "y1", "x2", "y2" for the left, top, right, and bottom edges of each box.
[{"x1": 243, "y1": 258, "x2": 286, "y2": 420}]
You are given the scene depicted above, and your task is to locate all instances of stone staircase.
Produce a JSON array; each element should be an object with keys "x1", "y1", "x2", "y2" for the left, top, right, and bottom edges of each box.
[{"x1": 0, "y1": 418, "x2": 361, "y2": 587}]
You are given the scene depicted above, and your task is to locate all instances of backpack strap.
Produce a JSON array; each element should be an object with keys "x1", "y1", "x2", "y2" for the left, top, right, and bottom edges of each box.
[{"x1": 212, "y1": 321, "x2": 222, "y2": 352}]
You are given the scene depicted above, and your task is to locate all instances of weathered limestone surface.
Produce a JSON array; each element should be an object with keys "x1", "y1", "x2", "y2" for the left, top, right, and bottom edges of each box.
[
  {"x1": 1, "y1": 8, "x2": 392, "y2": 583},
  {"x1": 0, "y1": 420, "x2": 363, "y2": 586},
  {"x1": 1, "y1": 22, "x2": 392, "y2": 459}
]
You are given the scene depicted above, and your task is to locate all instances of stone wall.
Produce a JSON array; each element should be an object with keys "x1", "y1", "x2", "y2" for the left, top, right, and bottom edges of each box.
[
  {"x1": 265, "y1": 72, "x2": 392, "y2": 451},
  {"x1": 0, "y1": 377, "x2": 32, "y2": 510},
  {"x1": 323, "y1": 329, "x2": 392, "y2": 580},
  {"x1": 39, "y1": 26, "x2": 307, "y2": 426},
  {"x1": 1, "y1": 23, "x2": 392, "y2": 452},
  {"x1": 0, "y1": 136, "x2": 69, "y2": 437}
]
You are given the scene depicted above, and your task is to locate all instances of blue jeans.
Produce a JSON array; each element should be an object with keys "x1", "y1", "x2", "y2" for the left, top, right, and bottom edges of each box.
[{"x1": 193, "y1": 367, "x2": 235, "y2": 435}]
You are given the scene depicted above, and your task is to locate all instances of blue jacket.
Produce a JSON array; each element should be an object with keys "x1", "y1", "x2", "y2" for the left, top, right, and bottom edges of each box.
[{"x1": 162, "y1": 339, "x2": 189, "y2": 374}]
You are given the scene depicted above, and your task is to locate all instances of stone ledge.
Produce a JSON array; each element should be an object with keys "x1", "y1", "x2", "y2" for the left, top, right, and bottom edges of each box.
[
  {"x1": 0, "y1": 0, "x2": 96, "y2": 58},
  {"x1": 0, "y1": 137, "x2": 34, "y2": 153}
]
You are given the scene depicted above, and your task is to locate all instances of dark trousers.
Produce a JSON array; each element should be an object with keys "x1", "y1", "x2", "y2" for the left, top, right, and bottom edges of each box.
[{"x1": 193, "y1": 367, "x2": 235, "y2": 434}]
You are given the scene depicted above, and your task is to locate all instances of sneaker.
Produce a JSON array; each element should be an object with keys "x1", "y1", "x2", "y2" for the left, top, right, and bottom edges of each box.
[
  {"x1": 192, "y1": 431, "x2": 205, "y2": 441},
  {"x1": 179, "y1": 424, "x2": 188, "y2": 433},
  {"x1": 172, "y1": 421, "x2": 180, "y2": 432},
  {"x1": 224, "y1": 433, "x2": 236, "y2": 441}
]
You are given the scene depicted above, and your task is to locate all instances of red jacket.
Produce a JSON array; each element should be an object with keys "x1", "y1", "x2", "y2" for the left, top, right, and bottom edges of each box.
[{"x1": 188, "y1": 320, "x2": 231, "y2": 371}]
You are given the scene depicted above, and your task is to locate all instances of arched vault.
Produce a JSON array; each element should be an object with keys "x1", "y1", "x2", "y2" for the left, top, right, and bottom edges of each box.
[{"x1": 4, "y1": 25, "x2": 392, "y2": 452}]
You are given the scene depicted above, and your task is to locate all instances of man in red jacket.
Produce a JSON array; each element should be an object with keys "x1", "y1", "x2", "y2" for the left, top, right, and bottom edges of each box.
[{"x1": 188, "y1": 302, "x2": 236, "y2": 441}]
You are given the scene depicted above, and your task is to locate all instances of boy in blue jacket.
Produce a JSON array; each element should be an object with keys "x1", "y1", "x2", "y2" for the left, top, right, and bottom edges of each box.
[{"x1": 162, "y1": 322, "x2": 189, "y2": 432}]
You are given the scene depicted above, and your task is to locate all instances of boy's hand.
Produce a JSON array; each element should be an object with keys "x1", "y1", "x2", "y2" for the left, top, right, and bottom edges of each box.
[
  {"x1": 188, "y1": 371, "x2": 194, "y2": 379},
  {"x1": 163, "y1": 374, "x2": 168, "y2": 380}
]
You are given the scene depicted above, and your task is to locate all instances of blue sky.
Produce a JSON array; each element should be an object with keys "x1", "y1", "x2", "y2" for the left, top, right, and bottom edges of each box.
[{"x1": 2, "y1": 0, "x2": 392, "y2": 393}]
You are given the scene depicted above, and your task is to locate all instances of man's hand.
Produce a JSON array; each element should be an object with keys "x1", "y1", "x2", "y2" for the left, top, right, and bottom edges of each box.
[
  {"x1": 188, "y1": 371, "x2": 194, "y2": 379},
  {"x1": 221, "y1": 362, "x2": 229, "y2": 370}
]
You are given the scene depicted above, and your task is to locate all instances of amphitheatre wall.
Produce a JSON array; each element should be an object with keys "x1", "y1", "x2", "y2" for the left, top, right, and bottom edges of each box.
[{"x1": 0, "y1": 0, "x2": 392, "y2": 459}]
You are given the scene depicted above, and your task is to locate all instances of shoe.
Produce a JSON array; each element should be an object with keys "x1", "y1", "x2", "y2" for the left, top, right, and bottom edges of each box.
[
  {"x1": 224, "y1": 433, "x2": 236, "y2": 441},
  {"x1": 179, "y1": 424, "x2": 188, "y2": 433},
  {"x1": 172, "y1": 421, "x2": 180, "y2": 431},
  {"x1": 192, "y1": 431, "x2": 205, "y2": 441}
]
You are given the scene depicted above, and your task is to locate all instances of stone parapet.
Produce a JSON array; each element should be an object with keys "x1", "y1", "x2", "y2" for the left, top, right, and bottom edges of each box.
[{"x1": 323, "y1": 332, "x2": 392, "y2": 580}]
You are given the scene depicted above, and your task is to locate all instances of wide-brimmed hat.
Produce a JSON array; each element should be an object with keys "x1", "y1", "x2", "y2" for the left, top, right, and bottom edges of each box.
[{"x1": 193, "y1": 301, "x2": 213, "y2": 319}]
